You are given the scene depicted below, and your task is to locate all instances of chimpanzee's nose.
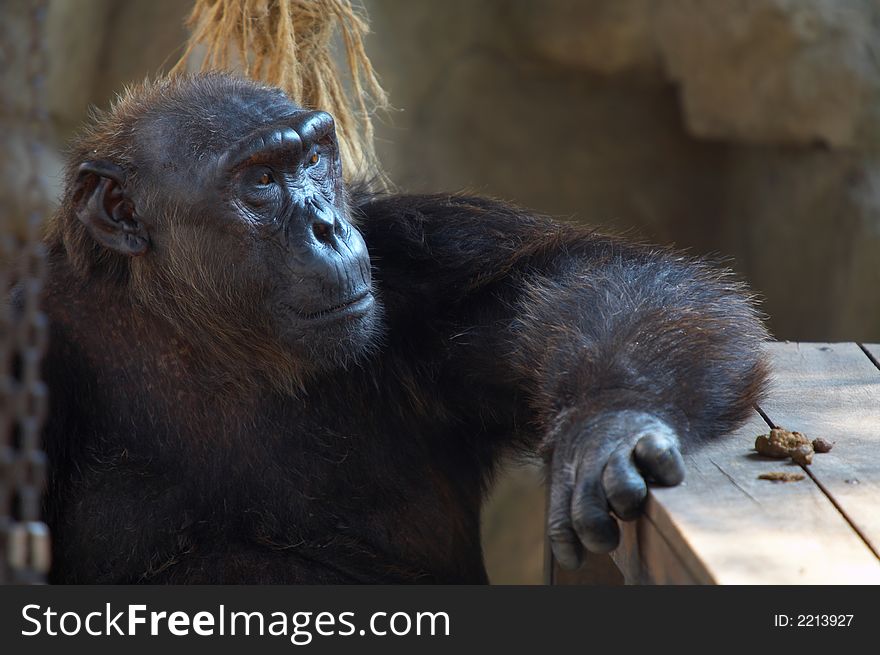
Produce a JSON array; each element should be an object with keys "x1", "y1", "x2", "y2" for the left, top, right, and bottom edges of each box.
[
  {"x1": 304, "y1": 197, "x2": 344, "y2": 249},
  {"x1": 311, "y1": 212, "x2": 337, "y2": 247}
]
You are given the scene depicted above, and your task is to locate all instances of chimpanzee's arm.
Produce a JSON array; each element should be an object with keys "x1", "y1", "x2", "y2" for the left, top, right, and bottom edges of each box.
[{"x1": 356, "y1": 192, "x2": 768, "y2": 566}]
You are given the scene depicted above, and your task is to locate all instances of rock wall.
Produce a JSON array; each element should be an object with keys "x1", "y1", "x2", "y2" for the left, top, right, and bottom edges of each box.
[{"x1": 365, "y1": 0, "x2": 880, "y2": 341}]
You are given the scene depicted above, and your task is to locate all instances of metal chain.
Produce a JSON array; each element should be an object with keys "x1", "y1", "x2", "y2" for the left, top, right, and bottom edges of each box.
[{"x1": 0, "y1": 0, "x2": 51, "y2": 585}]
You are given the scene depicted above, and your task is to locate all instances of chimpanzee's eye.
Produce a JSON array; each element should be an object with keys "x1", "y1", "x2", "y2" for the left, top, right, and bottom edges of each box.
[
  {"x1": 309, "y1": 152, "x2": 320, "y2": 166},
  {"x1": 238, "y1": 167, "x2": 279, "y2": 207},
  {"x1": 245, "y1": 167, "x2": 276, "y2": 189}
]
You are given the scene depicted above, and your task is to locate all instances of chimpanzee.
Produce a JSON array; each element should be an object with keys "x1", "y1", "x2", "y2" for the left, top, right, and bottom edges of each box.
[{"x1": 38, "y1": 73, "x2": 767, "y2": 583}]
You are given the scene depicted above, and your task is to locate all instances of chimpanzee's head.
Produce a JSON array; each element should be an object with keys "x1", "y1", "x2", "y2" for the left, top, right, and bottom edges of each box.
[{"x1": 52, "y1": 73, "x2": 380, "y2": 390}]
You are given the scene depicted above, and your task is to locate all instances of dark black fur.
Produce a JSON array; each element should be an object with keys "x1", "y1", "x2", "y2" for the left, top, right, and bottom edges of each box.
[{"x1": 40, "y1": 74, "x2": 768, "y2": 583}]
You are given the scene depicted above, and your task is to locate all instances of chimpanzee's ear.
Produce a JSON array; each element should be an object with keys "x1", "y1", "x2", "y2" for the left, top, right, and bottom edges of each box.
[{"x1": 73, "y1": 161, "x2": 150, "y2": 256}]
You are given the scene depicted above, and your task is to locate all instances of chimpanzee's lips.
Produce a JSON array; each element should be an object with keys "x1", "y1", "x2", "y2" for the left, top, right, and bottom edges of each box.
[{"x1": 299, "y1": 289, "x2": 374, "y2": 322}]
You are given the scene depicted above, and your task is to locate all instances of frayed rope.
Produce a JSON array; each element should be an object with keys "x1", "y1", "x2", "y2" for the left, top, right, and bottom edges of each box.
[{"x1": 171, "y1": 0, "x2": 389, "y2": 184}]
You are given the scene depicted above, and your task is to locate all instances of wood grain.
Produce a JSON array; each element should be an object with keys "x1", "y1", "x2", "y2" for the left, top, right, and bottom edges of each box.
[
  {"x1": 758, "y1": 342, "x2": 880, "y2": 558},
  {"x1": 551, "y1": 342, "x2": 880, "y2": 584},
  {"x1": 860, "y1": 343, "x2": 880, "y2": 370},
  {"x1": 610, "y1": 503, "x2": 713, "y2": 584},
  {"x1": 636, "y1": 411, "x2": 880, "y2": 583},
  {"x1": 551, "y1": 552, "x2": 624, "y2": 585}
]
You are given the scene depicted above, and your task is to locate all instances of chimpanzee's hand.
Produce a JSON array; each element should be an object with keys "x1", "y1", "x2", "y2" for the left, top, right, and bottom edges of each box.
[{"x1": 547, "y1": 410, "x2": 686, "y2": 569}]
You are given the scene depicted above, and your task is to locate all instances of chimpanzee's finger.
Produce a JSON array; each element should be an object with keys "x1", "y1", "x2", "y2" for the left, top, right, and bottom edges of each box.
[
  {"x1": 547, "y1": 462, "x2": 583, "y2": 570},
  {"x1": 601, "y1": 445, "x2": 648, "y2": 521},
  {"x1": 634, "y1": 432, "x2": 685, "y2": 486},
  {"x1": 570, "y1": 463, "x2": 620, "y2": 554}
]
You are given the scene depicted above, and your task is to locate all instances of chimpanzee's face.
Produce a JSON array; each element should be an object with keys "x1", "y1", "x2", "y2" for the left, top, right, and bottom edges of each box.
[{"x1": 74, "y1": 77, "x2": 381, "y2": 377}]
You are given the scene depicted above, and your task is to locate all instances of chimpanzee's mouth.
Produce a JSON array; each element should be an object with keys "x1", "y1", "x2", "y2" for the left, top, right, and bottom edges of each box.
[{"x1": 299, "y1": 289, "x2": 374, "y2": 322}]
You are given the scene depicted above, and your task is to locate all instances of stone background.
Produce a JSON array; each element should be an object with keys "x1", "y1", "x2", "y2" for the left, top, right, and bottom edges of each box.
[{"x1": 3, "y1": 0, "x2": 879, "y2": 583}]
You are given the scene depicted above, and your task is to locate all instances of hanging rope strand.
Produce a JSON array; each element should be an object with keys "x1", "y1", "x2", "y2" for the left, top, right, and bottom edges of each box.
[{"x1": 171, "y1": 0, "x2": 389, "y2": 184}]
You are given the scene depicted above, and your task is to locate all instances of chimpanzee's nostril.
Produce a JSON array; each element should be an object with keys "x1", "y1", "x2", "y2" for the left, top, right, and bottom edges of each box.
[{"x1": 312, "y1": 220, "x2": 333, "y2": 244}]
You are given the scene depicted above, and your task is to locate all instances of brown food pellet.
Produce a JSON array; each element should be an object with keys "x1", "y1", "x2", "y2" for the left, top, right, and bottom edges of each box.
[
  {"x1": 812, "y1": 438, "x2": 834, "y2": 453},
  {"x1": 754, "y1": 427, "x2": 832, "y2": 467},
  {"x1": 768, "y1": 427, "x2": 810, "y2": 450},
  {"x1": 759, "y1": 472, "x2": 805, "y2": 482},
  {"x1": 791, "y1": 445, "x2": 813, "y2": 466},
  {"x1": 754, "y1": 434, "x2": 790, "y2": 458}
]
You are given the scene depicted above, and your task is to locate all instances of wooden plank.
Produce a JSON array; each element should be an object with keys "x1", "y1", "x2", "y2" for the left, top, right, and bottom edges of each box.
[
  {"x1": 547, "y1": 342, "x2": 880, "y2": 584},
  {"x1": 610, "y1": 505, "x2": 712, "y2": 584},
  {"x1": 759, "y1": 342, "x2": 880, "y2": 558},
  {"x1": 550, "y1": 514, "x2": 699, "y2": 585},
  {"x1": 862, "y1": 343, "x2": 880, "y2": 370},
  {"x1": 552, "y1": 552, "x2": 624, "y2": 585},
  {"x1": 637, "y1": 410, "x2": 880, "y2": 583},
  {"x1": 550, "y1": 413, "x2": 880, "y2": 583}
]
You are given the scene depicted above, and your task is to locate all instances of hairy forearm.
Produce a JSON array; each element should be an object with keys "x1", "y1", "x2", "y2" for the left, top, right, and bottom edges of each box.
[
  {"x1": 360, "y1": 192, "x2": 768, "y2": 445},
  {"x1": 358, "y1": 190, "x2": 770, "y2": 560},
  {"x1": 506, "y1": 245, "x2": 769, "y2": 449}
]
